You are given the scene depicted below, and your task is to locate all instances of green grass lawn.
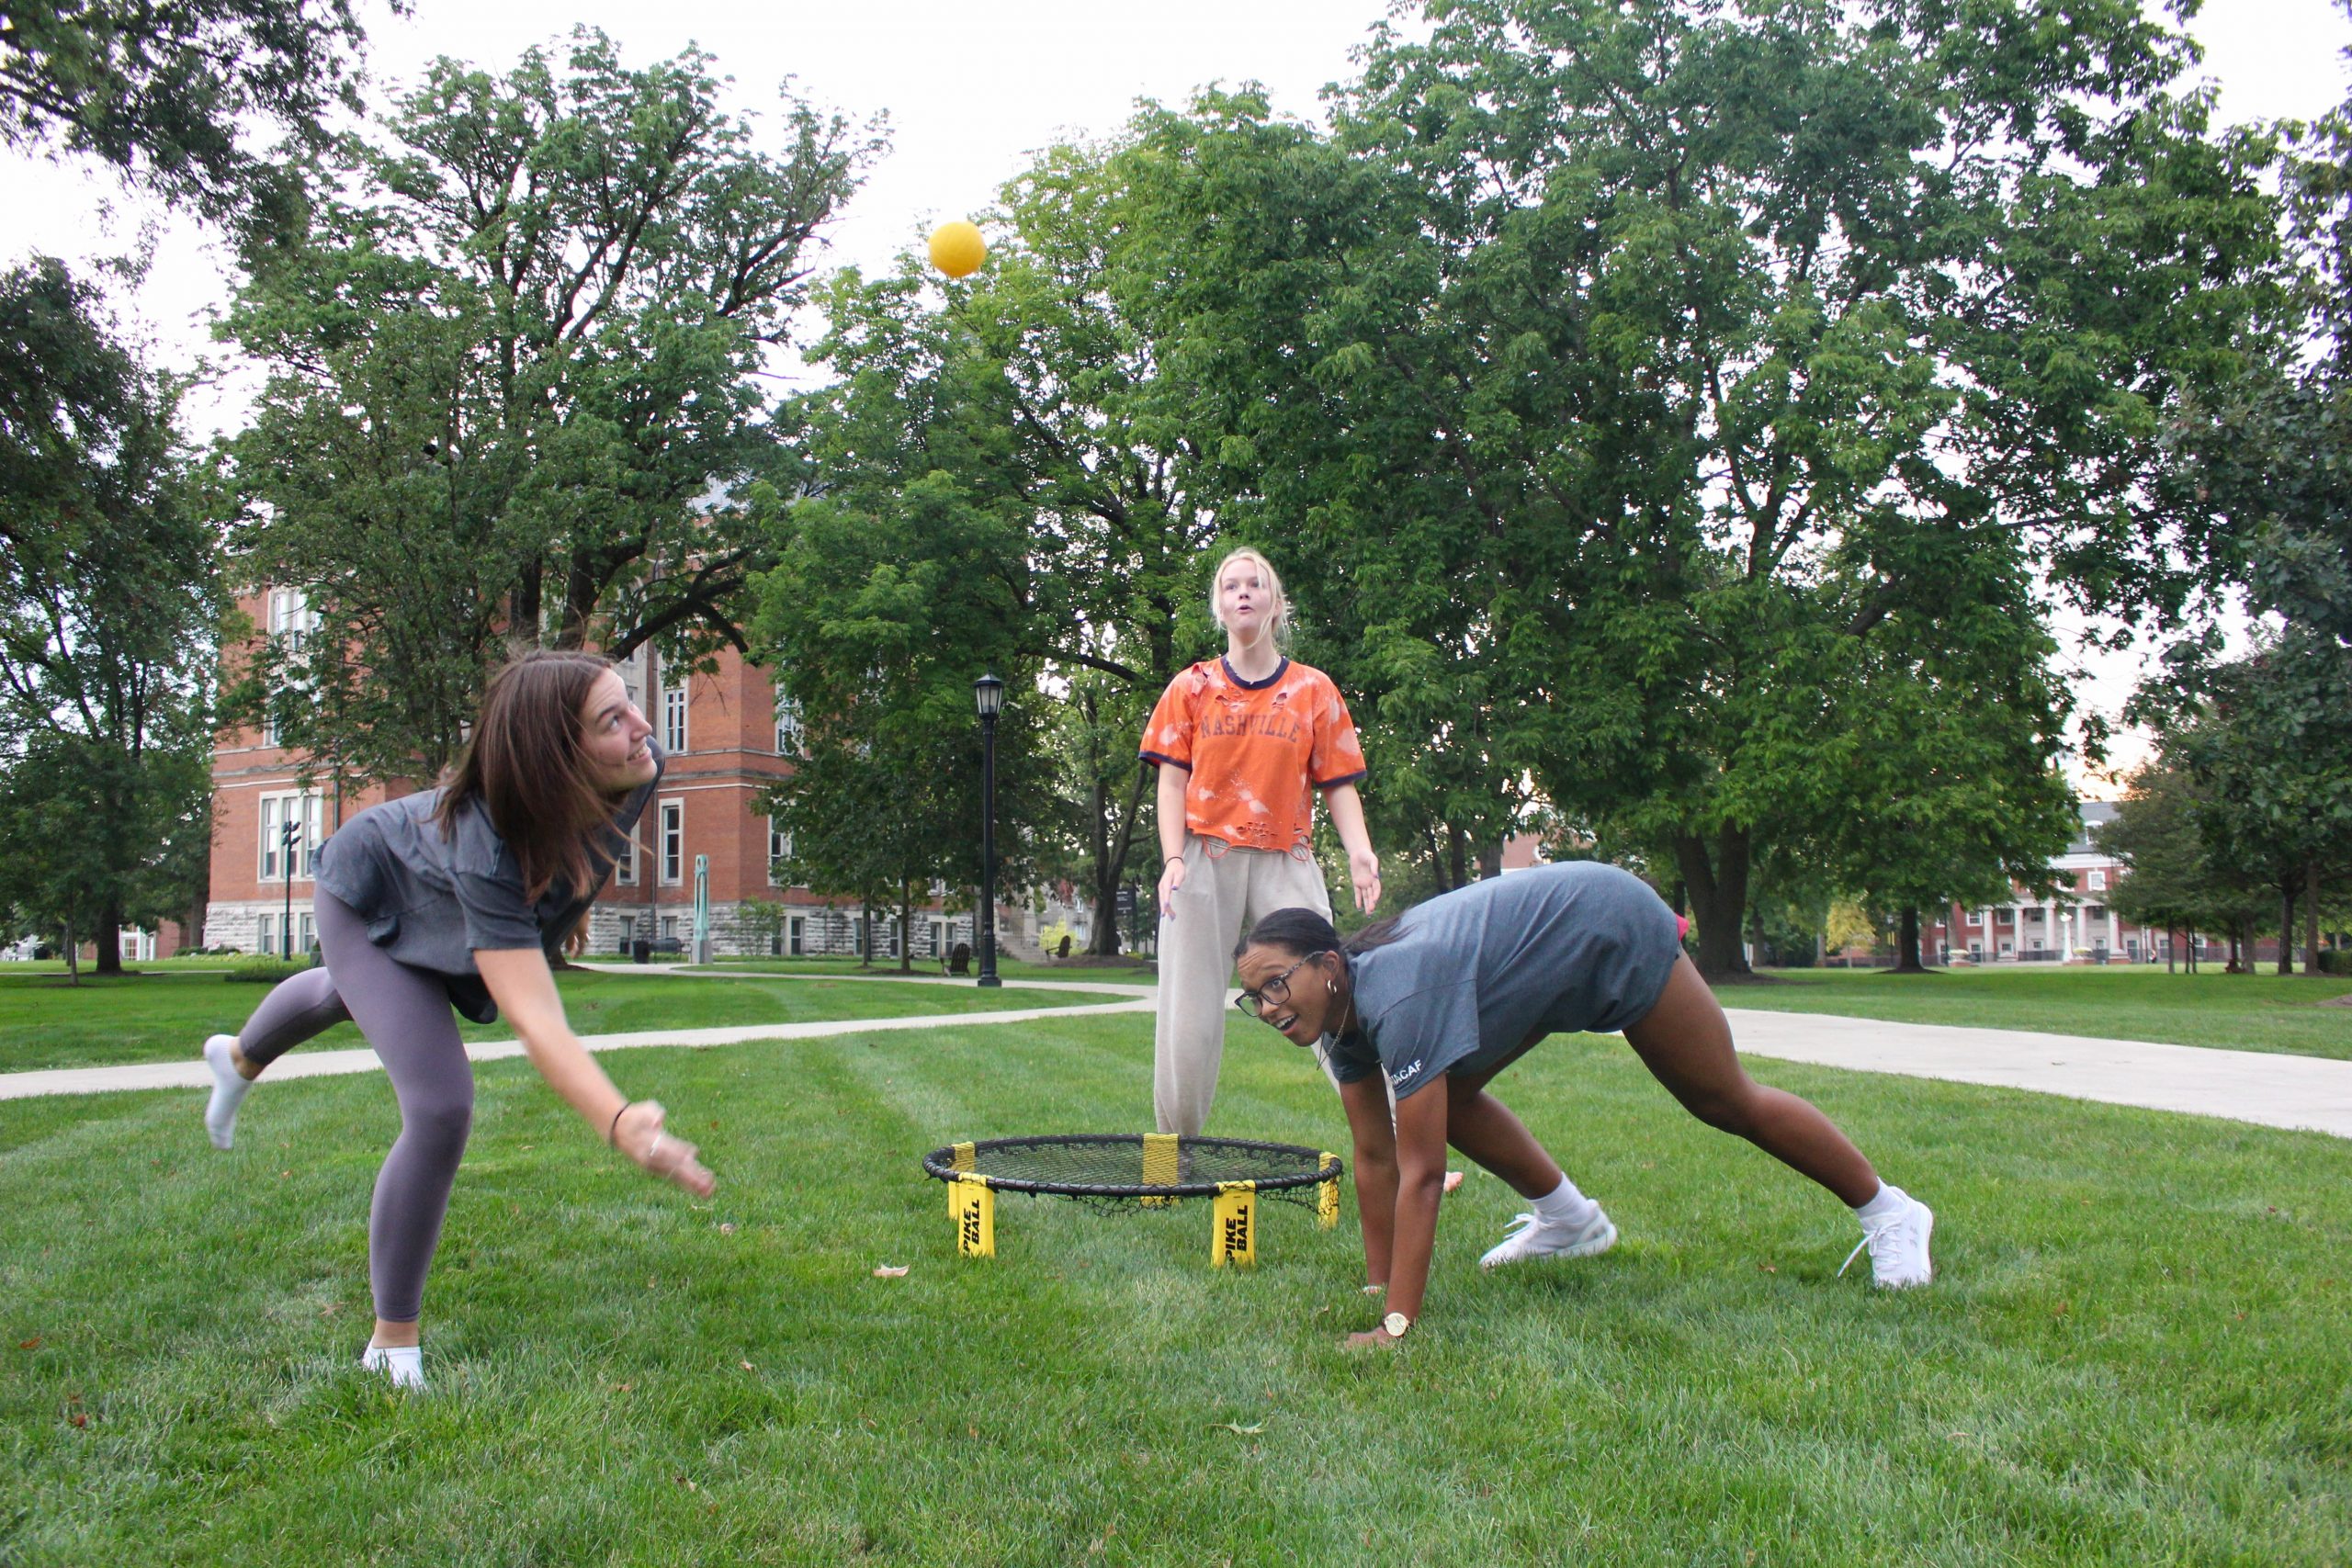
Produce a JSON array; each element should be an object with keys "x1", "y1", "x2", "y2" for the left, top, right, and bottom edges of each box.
[
  {"x1": 1734, "y1": 964, "x2": 2352, "y2": 1060},
  {"x1": 0, "y1": 969, "x2": 1114, "y2": 1076},
  {"x1": 4, "y1": 1012, "x2": 2347, "y2": 1564}
]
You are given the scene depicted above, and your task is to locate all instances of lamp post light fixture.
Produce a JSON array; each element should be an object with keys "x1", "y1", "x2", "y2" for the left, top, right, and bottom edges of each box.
[
  {"x1": 973, "y1": 672, "x2": 1005, "y2": 987},
  {"x1": 279, "y1": 817, "x2": 302, "y2": 960}
]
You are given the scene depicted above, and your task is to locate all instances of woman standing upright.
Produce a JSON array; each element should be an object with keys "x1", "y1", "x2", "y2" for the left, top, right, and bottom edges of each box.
[
  {"x1": 1140, "y1": 547, "x2": 1383, "y2": 1135},
  {"x1": 199, "y1": 650, "x2": 715, "y2": 1391}
]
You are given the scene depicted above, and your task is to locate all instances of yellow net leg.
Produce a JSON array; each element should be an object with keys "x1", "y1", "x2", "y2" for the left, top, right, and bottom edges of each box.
[
  {"x1": 1140, "y1": 1132, "x2": 1179, "y2": 1208},
  {"x1": 952, "y1": 1174, "x2": 995, "y2": 1258},
  {"x1": 1212, "y1": 1181, "x2": 1257, "y2": 1268},
  {"x1": 1317, "y1": 1152, "x2": 1340, "y2": 1230},
  {"x1": 950, "y1": 1141, "x2": 974, "y2": 1221}
]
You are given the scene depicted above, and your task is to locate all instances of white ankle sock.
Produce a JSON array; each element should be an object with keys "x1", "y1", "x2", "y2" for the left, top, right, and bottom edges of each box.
[
  {"x1": 1853, "y1": 1183, "x2": 1907, "y2": 1224},
  {"x1": 202, "y1": 1035, "x2": 251, "y2": 1151},
  {"x1": 361, "y1": 1344, "x2": 426, "y2": 1390},
  {"x1": 1530, "y1": 1175, "x2": 1598, "y2": 1228}
]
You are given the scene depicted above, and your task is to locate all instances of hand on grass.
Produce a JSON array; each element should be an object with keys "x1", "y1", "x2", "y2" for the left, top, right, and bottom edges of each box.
[{"x1": 614, "y1": 1100, "x2": 717, "y2": 1197}]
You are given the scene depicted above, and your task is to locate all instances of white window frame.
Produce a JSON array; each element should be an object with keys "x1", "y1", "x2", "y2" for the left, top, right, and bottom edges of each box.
[
  {"x1": 767, "y1": 818, "x2": 790, "y2": 886},
  {"x1": 255, "y1": 912, "x2": 276, "y2": 956},
  {"x1": 663, "y1": 685, "x2": 688, "y2": 754},
  {"x1": 659, "y1": 799, "x2": 684, "y2": 886},
  {"x1": 1966, "y1": 908, "x2": 1984, "y2": 928},
  {"x1": 615, "y1": 822, "x2": 637, "y2": 886},
  {"x1": 618, "y1": 914, "x2": 635, "y2": 952},
  {"x1": 258, "y1": 792, "x2": 325, "y2": 882},
  {"x1": 661, "y1": 914, "x2": 679, "y2": 942},
  {"x1": 2087, "y1": 868, "x2": 2107, "y2": 891},
  {"x1": 775, "y1": 695, "x2": 801, "y2": 754}
]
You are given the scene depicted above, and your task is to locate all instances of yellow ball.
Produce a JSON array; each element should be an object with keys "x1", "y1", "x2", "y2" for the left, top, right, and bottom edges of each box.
[{"x1": 928, "y1": 220, "x2": 987, "y2": 279}]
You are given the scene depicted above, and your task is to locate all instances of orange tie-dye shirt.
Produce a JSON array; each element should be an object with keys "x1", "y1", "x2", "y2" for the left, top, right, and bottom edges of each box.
[{"x1": 1139, "y1": 657, "x2": 1369, "y2": 852}]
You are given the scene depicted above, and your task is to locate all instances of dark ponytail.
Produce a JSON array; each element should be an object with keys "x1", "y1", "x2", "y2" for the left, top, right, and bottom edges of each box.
[{"x1": 1236, "y1": 908, "x2": 1411, "y2": 964}]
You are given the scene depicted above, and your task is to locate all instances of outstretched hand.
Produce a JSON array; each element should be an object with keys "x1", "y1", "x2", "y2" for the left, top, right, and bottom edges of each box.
[{"x1": 614, "y1": 1100, "x2": 716, "y2": 1197}]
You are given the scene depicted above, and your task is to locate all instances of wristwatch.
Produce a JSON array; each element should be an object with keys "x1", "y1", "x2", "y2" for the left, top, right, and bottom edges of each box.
[{"x1": 1381, "y1": 1310, "x2": 1412, "y2": 1338}]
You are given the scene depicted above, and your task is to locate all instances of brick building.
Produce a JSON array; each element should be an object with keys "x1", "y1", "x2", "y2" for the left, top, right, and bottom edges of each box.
[
  {"x1": 1918, "y1": 801, "x2": 2176, "y2": 964},
  {"x1": 203, "y1": 588, "x2": 979, "y2": 962}
]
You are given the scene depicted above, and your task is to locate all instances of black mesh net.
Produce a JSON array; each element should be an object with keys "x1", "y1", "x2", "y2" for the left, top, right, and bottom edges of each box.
[{"x1": 922, "y1": 1134, "x2": 1342, "y2": 1205}]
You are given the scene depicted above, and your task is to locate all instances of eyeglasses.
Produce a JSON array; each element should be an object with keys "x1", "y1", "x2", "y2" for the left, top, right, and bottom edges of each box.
[{"x1": 1235, "y1": 953, "x2": 1326, "y2": 1020}]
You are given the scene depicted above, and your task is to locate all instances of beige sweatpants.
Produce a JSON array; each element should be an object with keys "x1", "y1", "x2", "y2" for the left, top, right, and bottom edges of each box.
[{"x1": 1153, "y1": 835, "x2": 1335, "y2": 1136}]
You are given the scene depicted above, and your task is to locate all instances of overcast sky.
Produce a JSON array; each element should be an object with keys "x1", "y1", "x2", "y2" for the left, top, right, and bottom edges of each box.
[{"x1": 6, "y1": 0, "x2": 2346, "y2": 779}]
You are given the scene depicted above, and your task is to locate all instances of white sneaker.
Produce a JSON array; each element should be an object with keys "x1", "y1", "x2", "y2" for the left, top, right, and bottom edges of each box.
[
  {"x1": 1478, "y1": 1205, "x2": 1619, "y2": 1269},
  {"x1": 360, "y1": 1344, "x2": 427, "y2": 1391},
  {"x1": 1841, "y1": 1192, "x2": 1934, "y2": 1289},
  {"x1": 201, "y1": 1034, "x2": 250, "y2": 1150}
]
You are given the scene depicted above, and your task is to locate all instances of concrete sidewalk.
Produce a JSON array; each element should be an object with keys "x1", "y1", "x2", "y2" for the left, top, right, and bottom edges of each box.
[{"x1": 1725, "y1": 1009, "x2": 2352, "y2": 1140}]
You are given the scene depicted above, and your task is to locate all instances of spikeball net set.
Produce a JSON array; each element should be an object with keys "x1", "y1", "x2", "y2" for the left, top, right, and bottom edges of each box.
[{"x1": 921, "y1": 1134, "x2": 1345, "y2": 1268}]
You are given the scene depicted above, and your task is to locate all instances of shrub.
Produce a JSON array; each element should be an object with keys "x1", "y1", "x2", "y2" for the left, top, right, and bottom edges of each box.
[
  {"x1": 227, "y1": 954, "x2": 316, "y2": 984},
  {"x1": 2317, "y1": 948, "x2": 2352, "y2": 977}
]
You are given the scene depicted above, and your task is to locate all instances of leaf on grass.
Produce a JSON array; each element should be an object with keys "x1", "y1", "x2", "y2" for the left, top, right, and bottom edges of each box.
[
  {"x1": 17, "y1": 1337, "x2": 41, "y2": 1350},
  {"x1": 69, "y1": 1413, "x2": 87, "y2": 1427},
  {"x1": 740, "y1": 1360, "x2": 755, "y2": 1371},
  {"x1": 872, "y1": 1265, "x2": 909, "y2": 1278},
  {"x1": 718, "y1": 1223, "x2": 738, "y2": 1235},
  {"x1": 1211, "y1": 1421, "x2": 1265, "y2": 1436}
]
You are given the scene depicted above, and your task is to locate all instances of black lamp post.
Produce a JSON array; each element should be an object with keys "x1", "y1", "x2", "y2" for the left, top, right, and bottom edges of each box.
[
  {"x1": 279, "y1": 817, "x2": 302, "y2": 959},
  {"x1": 973, "y1": 672, "x2": 1004, "y2": 987}
]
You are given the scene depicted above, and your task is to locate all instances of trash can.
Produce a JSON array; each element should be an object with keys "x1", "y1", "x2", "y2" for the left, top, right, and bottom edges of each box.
[{"x1": 632, "y1": 939, "x2": 651, "y2": 964}]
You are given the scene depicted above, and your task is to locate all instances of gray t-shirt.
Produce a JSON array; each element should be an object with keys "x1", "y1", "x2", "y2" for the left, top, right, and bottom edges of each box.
[
  {"x1": 313, "y1": 747, "x2": 662, "y2": 1021},
  {"x1": 1323, "y1": 862, "x2": 1683, "y2": 1100}
]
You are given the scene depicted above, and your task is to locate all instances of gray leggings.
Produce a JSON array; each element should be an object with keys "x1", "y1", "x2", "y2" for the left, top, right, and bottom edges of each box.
[{"x1": 238, "y1": 889, "x2": 472, "y2": 1324}]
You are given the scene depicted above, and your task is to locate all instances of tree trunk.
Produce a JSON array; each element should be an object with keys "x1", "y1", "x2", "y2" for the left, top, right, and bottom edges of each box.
[
  {"x1": 1089, "y1": 764, "x2": 1148, "y2": 957},
  {"x1": 898, "y1": 882, "x2": 913, "y2": 974},
  {"x1": 1891, "y1": 907, "x2": 1927, "y2": 974},
  {"x1": 2306, "y1": 860, "x2": 2323, "y2": 976},
  {"x1": 62, "y1": 907, "x2": 80, "y2": 986},
  {"x1": 1673, "y1": 824, "x2": 1752, "y2": 981},
  {"x1": 1475, "y1": 841, "x2": 1503, "y2": 882},
  {"x1": 93, "y1": 893, "x2": 124, "y2": 975},
  {"x1": 2165, "y1": 927, "x2": 2176, "y2": 975},
  {"x1": 2279, "y1": 878, "x2": 2298, "y2": 976},
  {"x1": 1445, "y1": 823, "x2": 1470, "y2": 891}
]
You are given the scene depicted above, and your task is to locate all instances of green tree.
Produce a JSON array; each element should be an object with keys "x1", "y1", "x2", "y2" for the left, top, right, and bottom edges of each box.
[
  {"x1": 1131, "y1": 0, "x2": 2281, "y2": 977},
  {"x1": 1, "y1": 0, "x2": 390, "y2": 238},
  {"x1": 752, "y1": 477, "x2": 1045, "y2": 973},
  {"x1": 2098, "y1": 759, "x2": 2269, "y2": 973},
  {"x1": 226, "y1": 29, "x2": 881, "y2": 783},
  {"x1": 0, "y1": 260, "x2": 224, "y2": 974}
]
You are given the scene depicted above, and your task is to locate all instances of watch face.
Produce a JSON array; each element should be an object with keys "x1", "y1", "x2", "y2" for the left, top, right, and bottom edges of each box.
[{"x1": 1382, "y1": 1310, "x2": 1411, "y2": 1337}]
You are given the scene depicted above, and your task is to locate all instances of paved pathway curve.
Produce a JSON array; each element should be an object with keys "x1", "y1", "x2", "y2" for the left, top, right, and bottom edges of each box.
[
  {"x1": 3, "y1": 966, "x2": 2346, "y2": 1143},
  {"x1": 1724, "y1": 1009, "x2": 2352, "y2": 1140}
]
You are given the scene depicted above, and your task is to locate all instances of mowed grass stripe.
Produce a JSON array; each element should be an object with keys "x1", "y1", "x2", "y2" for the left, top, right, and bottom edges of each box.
[
  {"x1": 0, "y1": 968, "x2": 1121, "y2": 1076},
  {"x1": 2, "y1": 1018, "x2": 2347, "y2": 1564}
]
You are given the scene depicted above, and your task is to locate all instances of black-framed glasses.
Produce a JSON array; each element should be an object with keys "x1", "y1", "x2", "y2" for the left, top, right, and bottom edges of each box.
[{"x1": 1236, "y1": 953, "x2": 1326, "y2": 1020}]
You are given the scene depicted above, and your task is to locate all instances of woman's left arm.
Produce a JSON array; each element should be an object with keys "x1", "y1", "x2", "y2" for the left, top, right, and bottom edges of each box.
[
  {"x1": 1321, "y1": 782, "x2": 1382, "y2": 914},
  {"x1": 1346, "y1": 1077, "x2": 1448, "y2": 1348},
  {"x1": 475, "y1": 947, "x2": 716, "y2": 1196}
]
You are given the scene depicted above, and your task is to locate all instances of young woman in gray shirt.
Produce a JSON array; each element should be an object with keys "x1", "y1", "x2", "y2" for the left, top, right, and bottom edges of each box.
[
  {"x1": 199, "y1": 650, "x2": 715, "y2": 1390},
  {"x1": 1234, "y1": 862, "x2": 1933, "y2": 1348}
]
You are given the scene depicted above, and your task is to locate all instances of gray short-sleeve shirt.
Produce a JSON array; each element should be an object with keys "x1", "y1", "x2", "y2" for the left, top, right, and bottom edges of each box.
[
  {"x1": 1322, "y1": 861, "x2": 1683, "y2": 1100},
  {"x1": 313, "y1": 746, "x2": 663, "y2": 1020}
]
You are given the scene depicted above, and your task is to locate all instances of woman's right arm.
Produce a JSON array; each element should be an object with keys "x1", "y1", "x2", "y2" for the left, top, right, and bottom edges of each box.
[
  {"x1": 475, "y1": 946, "x2": 715, "y2": 1196},
  {"x1": 1338, "y1": 1073, "x2": 1399, "y2": 1287},
  {"x1": 1155, "y1": 761, "x2": 1191, "y2": 911}
]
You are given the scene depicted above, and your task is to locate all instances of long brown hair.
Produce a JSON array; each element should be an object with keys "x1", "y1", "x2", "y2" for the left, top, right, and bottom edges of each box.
[{"x1": 435, "y1": 649, "x2": 629, "y2": 903}]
